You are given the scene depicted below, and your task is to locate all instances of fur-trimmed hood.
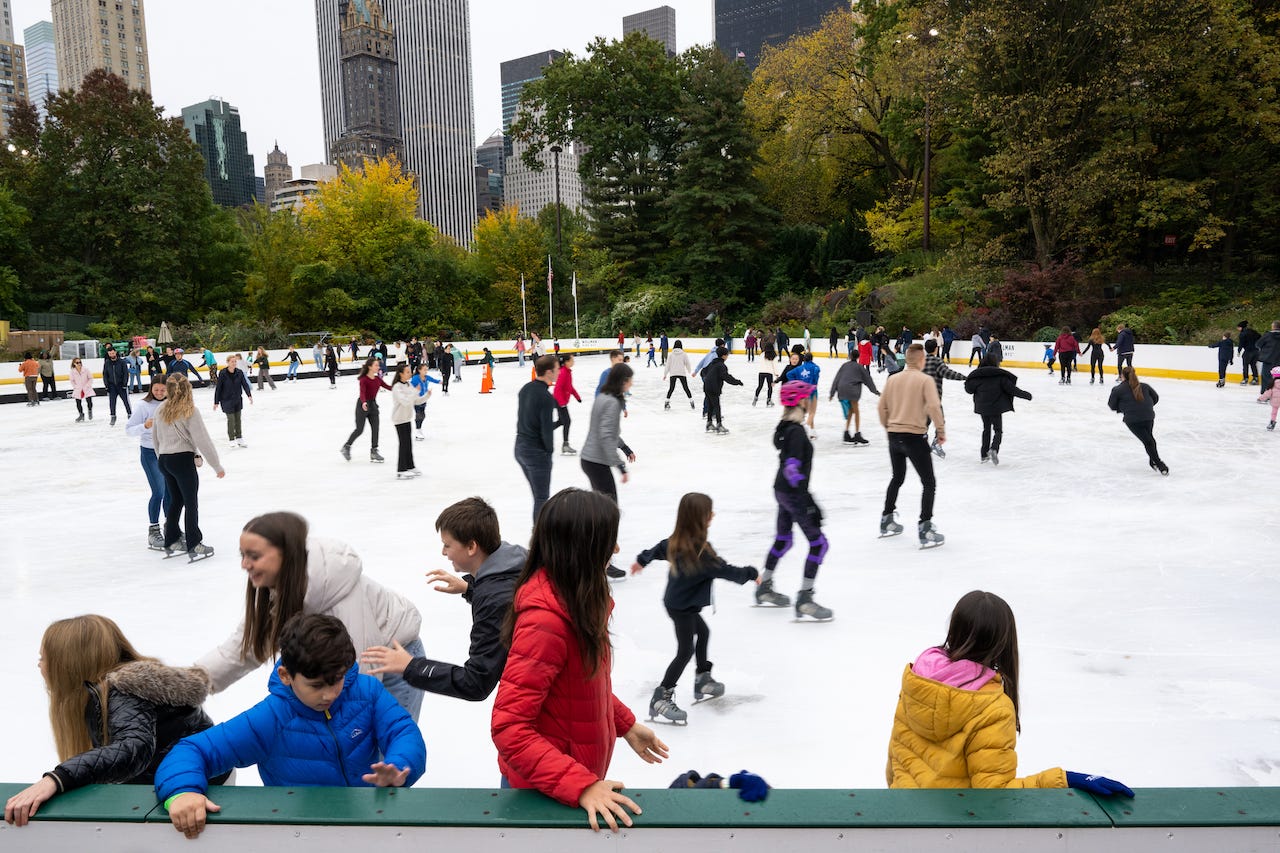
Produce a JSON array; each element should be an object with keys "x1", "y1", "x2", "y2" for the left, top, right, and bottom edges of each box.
[{"x1": 103, "y1": 660, "x2": 212, "y2": 708}]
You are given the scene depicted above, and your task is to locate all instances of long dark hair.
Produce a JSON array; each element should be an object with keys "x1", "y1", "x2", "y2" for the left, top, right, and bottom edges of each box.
[
  {"x1": 600, "y1": 363, "x2": 633, "y2": 398},
  {"x1": 1120, "y1": 365, "x2": 1144, "y2": 402},
  {"x1": 502, "y1": 489, "x2": 617, "y2": 676},
  {"x1": 667, "y1": 492, "x2": 716, "y2": 576},
  {"x1": 240, "y1": 512, "x2": 311, "y2": 664},
  {"x1": 942, "y1": 590, "x2": 1022, "y2": 731}
]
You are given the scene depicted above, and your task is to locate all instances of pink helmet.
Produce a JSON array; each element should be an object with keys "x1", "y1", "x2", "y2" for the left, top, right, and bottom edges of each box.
[{"x1": 779, "y1": 380, "x2": 815, "y2": 408}]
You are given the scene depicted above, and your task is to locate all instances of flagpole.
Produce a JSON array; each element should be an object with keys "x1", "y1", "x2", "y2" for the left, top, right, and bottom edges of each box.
[
  {"x1": 520, "y1": 274, "x2": 528, "y2": 339},
  {"x1": 547, "y1": 255, "x2": 554, "y2": 339},
  {"x1": 572, "y1": 271, "x2": 580, "y2": 346}
]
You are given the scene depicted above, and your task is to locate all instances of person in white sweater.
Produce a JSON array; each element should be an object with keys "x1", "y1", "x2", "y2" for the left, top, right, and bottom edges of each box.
[
  {"x1": 663, "y1": 341, "x2": 695, "y2": 410},
  {"x1": 196, "y1": 511, "x2": 425, "y2": 718},
  {"x1": 152, "y1": 374, "x2": 225, "y2": 560}
]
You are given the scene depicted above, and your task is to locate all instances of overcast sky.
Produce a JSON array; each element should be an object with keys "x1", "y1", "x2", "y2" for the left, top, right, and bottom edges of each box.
[{"x1": 12, "y1": 0, "x2": 714, "y2": 169}]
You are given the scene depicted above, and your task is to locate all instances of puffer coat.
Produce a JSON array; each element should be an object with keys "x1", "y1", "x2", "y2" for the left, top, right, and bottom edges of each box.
[
  {"x1": 491, "y1": 569, "x2": 636, "y2": 807},
  {"x1": 47, "y1": 661, "x2": 215, "y2": 793},
  {"x1": 886, "y1": 663, "x2": 1066, "y2": 789}
]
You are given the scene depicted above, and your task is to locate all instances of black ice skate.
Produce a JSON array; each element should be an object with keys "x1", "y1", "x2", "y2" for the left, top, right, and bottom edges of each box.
[
  {"x1": 918, "y1": 521, "x2": 945, "y2": 549},
  {"x1": 649, "y1": 686, "x2": 688, "y2": 725},
  {"x1": 754, "y1": 578, "x2": 791, "y2": 607},
  {"x1": 693, "y1": 669, "x2": 725, "y2": 702},
  {"x1": 879, "y1": 512, "x2": 904, "y2": 537},
  {"x1": 795, "y1": 589, "x2": 833, "y2": 621}
]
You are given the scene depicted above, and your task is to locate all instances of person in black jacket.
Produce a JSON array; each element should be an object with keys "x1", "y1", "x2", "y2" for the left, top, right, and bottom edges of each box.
[
  {"x1": 514, "y1": 355, "x2": 560, "y2": 523},
  {"x1": 102, "y1": 346, "x2": 133, "y2": 425},
  {"x1": 1237, "y1": 320, "x2": 1261, "y2": 385},
  {"x1": 632, "y1": 492, "x2": 759, "y2": 723},
  {"x1": 1256, "y1": 321, "x2": 1280, "y2": 392},
  {"x1": 963, "y1": 348, "x2": 1033, "y2": 465},
  {"x1": 1108, "y1": 366, "x2": 1167, "y2": 475},
  {"x1": 361, "y1": 498, "x2": 526, "y2": 702},
  {"x1": 701, "y1": 347, "x2": 743, "y2": 434},
  {"x1": 212, "y1": 354, "x2": 254, "y2": 447},
  {"x1": 4, "y1": 615, "x2": 223, "y2": 828}
]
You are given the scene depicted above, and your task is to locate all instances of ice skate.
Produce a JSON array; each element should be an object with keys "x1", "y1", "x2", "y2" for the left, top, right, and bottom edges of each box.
[
  {"x1": 693, "y1": 669, "x2": 725, "y2": 702},
  {"x1": 340, "y1": 444, "x2": 351, "y2": 461},
  {"x1": 370, "y1": 449, "x2": 385, "y2": 463},
  {"x1": 918, "y1": 521, "x2": 945, "y2": 549},
  {"x1": 795, "y1": 589, "x2": 833, "y2": 621},
  {"x1": 754, "y1": 578, "x2": 791, "y2": 607},
  {"x1": 879, "y1": 512, "x2": 904, "y2": 537},
  {"x1": 561, "y1": 442, "x2": 577, "y2": 456},
  {"x1": 989, "y1": 450, "x2": 999, "y2": 466},
  {"x1": 146, "y1": 524, "x2": 164, "y2": 551},
  {"x1": 664, "y1": 400, "x2": 671, "y2": 410},
  {"x1": 931, "y1": 438, "x2": 946, "y2": 458},
  {"x1": 852, "y1": 432, "x2": 869, "y2": 446},
  {"x1": 649, "y1": 686, "x2": 688, "y2": 725},
  {"x1": 186, "y1": 543, "x2": 215, "y2": 562}
]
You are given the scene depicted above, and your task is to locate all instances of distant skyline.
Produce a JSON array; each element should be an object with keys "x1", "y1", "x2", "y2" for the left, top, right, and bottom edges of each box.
[{"x1": 10, "y1": 0, "x2": 714, "y2": 170}]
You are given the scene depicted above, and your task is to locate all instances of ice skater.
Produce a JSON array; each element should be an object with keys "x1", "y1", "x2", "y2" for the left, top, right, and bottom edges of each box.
[
  {"x1": 1107, "y1": 365, "x2": 1167, "y2": 475},
  {"x1": 877, "y1": 344, "x2": 945, "y2": 548},
  {"x1": 1258, "y1": 367, "x2": 1280, "y2": 430},
  {"x1": 663, "y1": 341, "x2": 695, "y2": 410},
  {"x1": 828, "y1": 355, "x2": 879, "y2": 444},
  {"x1": 631, "y1": 492, "x2": 759, "y2": 724},
  {"x1": 552, "y1": 353, "x2": 583, "y2": 454},
  {"x1": 755, "y1": 380, "x2": 832, "y2": 620},
  {"x1": 887, "y1": 590, "x2": 1134, "y2": 797},
  {"x1": 212, "y1": 354, "x2": 253, "y2": 448},
  {"x1": 153, "y1": 374, "x2": 225, "y2": 560},
  {"x1": 125, "y1": 377, "x2": 172, "y2": 550},
  {"x1": 1208, "y1": 332, "x2": 1234, "y2": 387},
  {"x1": 963, "y1": 348, "x2": 1033, "y2": 465},
  {"x1": 341, "y1": 357, "x2": 392, "y2": 463},
  {"x1": 701, "y1": 347, "x2": 743, "y2": 434}
]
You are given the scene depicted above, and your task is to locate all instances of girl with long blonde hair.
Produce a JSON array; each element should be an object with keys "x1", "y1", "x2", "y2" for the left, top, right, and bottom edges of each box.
[
  {"x1": 4, "y1": 615, "x2": 217, "y2": 828},
  {"x1": 153, "y1": 373, "x2": 226, "y2": 560}
]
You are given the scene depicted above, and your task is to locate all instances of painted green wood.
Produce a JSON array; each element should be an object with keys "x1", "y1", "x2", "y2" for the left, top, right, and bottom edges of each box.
[
  {"x1": 1093, "y1": 787, "x2": 1280, "y2": 827},
  {"x1": 0, "y1": 782, "x2": 155, "y2": 823}
]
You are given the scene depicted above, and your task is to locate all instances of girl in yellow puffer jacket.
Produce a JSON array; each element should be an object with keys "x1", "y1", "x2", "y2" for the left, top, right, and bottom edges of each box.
[{"x1": 887, "y1": 591, "x2": 1133, "y2": 798}]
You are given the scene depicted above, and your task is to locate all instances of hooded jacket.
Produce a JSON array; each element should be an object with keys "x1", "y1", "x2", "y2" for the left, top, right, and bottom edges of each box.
[
  {"x1": 491, "y1": 569, "x2": 636, "y2": 807},
  {"x1": 47, "y1": 661, "x2": 215, "y2": 793},
  {"x1": 197, "y1": 538, "x2": 422, "y2": 692},
  {"x1": 154, "y1": 663, "x2": 425, "y2": 801},
  {"x1": 402, "y1": 542, "x2": 527, "y2": 700},
  {"x1": 964, "y1": 367, "x2": 1032, "y2": 416},
  {"x1": 886, "y1": 654, "x2": 1066, "y2": 790}
]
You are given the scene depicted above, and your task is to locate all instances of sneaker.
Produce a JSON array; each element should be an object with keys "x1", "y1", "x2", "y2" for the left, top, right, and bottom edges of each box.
[
  {"x1": 370, "y1": 449, "x2": 385, "y2": 463},
  {"x1": 340, "y1": 444, "x2": 351, "y2": 461},
  {"x1": 754, "y1": 579, "x2": 791, "y2": 607},
  {"x1": 606, "y1": 564, "x2": 626, "y2": 581},
  {"x1": 649, "y1": 686, "x2": 687, "y2": 724},
  {"x1": 989, "y1": 450, "x2": 999, "y2": 466},
  {"x1": 693, "y1": 669, "x2": 725, "y2": 701},
  {"x1": 795, "y1": 589, "x2": 833, "y2": 621},
  {"x1": 236, "y1": 438, "x2": 247, "y2": 448},
  {"x1": 918, "y1": 520, "x2": 945, "y2": 548},
  {"x1": 879, "y1": 512, "x2": 904, "y2": 537}
]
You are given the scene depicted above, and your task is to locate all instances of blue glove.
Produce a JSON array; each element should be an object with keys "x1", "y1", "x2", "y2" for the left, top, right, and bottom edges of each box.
[
  {"x1": 1066, "y1": 771, "x2": 1134, "y2": 798},
  {"x1": 729, "y1": 771, "x2": 770, "y2": 803}
]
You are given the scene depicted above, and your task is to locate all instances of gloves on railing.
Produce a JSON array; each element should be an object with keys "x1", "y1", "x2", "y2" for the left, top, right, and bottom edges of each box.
[{"x1": 1066, "y1": 771, "x2": 1134, "y2": 798}]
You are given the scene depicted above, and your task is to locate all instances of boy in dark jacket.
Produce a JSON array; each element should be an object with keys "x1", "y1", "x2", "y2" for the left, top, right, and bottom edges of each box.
[
  {"x1": 829, "y1": 359, "x2": 880, "y2": 444},
  {"x1": 701, "y1": 347, "x2": 743, "y2": 435},
  {"x1": 156, "y1": 614, "x2": 425, "y2": 839},
  {"x1": 1209, "y1": 333, "x2": 1235, "y2": 387},
  {"x1": 361, "y1": 498, "x2": 526, "y2": 702}
]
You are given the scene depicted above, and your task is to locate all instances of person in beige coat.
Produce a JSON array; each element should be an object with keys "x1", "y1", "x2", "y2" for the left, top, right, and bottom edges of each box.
[
  {"x1": 877, "y1": 344, "x2": 946, "y2": 547},
  {"x1": 197, "y1": 511, "x2": 425, "y2": 719}
]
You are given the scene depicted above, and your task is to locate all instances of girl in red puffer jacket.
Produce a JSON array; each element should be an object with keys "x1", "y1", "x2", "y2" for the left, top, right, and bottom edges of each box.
[{"x1": 492, "y1": 488, "x2": 668, "y2": 833}]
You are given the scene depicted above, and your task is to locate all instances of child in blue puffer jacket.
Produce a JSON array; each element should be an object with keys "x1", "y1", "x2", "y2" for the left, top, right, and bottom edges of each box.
[{"x1": 155, "y1": 614, "x2": 426, "y2": 839}]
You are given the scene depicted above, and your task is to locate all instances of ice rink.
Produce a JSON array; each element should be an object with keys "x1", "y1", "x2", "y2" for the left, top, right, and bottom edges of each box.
[{"x1": 2, "y1": 353, "x2": 1278, "y2": 792}]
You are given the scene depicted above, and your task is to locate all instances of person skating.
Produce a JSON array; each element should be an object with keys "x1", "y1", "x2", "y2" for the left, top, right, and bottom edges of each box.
[
  {"x1": 1107, "y1": 365, "x2": 1167, "y2": 474},
  {"x1": 153, "y1": 374, "x2": 225, "y2": 561},
  {"x1": 922, "y1": 339, "x2": 966, "y2": 456},
  {"x1": 663, "y1": 341, "x2": 695, "y2": 409},
  {"x1": 877, "y1": 344, "x2": 946, "y2": 548},
  {"x1": 631, "y1": 492, "x2": 759, "y2": 724},
  {"x1": 829, "y1": 356, "x2": 880, "y2": 444},
  {"x1": 552, "y1": 353, "x2": 583, "y2": 454},
  {"x1": 1237, "y1": 320, "x2": 1261, "y2": 385},
  {"x1": 1209, "y1": 332, "x2": 1234, "y2": 387},
  {"x1": 963, "y1": 348, "x2": 1033, "y2": 465},
  {"x1": 515, "y1": 355, "x2": 560, "y2": 523},
  {"x1": 212, "y1": 354, "x2": 253, "y2": 448},
  {"x1": 102, "y1": 346, "x2": 132, "y2": 425},
  {"x1": 701, "y1": 347, "x2": 743, "y2": 435},
  {"x1": 756, "y1": 380, "x2": 832, "y2": 619},
  {"x1": 125, "y1": 377, "x2": 172, "y2": 550},
  {"x1": 340, "y1": 358, "x2": 392, "y2": 463}
]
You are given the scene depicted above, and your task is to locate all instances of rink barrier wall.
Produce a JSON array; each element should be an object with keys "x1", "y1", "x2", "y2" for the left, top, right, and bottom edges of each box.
[{"x1": 1, "y1": 784, "x2": 1277, "y2": 852}]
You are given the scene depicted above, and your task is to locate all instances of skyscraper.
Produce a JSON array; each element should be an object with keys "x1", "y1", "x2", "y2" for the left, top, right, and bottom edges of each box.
[
  {"x1": 315, "y1": 0, "x2": 477, "y2": 243},
  {"x1": 264, "y1": 142, "x2": 293, "y2": 205},
  {"x1": 22, "y1": 21, "x2": 58, "y2": 123},
  {"x1": 714, "y1": 0, "x2": 846, "y2": 70},
  {"x1": 623, "y1": 6, "x2": 677, "y2": 56},
  {"x1": 181, "y1": 99, "x2": 257, "y2": 208},
  {"x1": 330, "y1": 0, "x2": 402, "y2": 171},
  {"x1": 51, "y1": 0, "x2": 152, "y2": 93}
]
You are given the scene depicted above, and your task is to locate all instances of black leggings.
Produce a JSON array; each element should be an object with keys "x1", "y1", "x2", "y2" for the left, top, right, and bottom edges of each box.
[
  {"x1": 158, "y1": 451, "x2": 201, "y2": 548},
  {"x1": 883, "y1": 433, "x2": 936, "y2": 522},
  {"x1": 581, "y1": 459, "x2": 617, "y2": 503},
  {"x1": 662, "y1": 609, "x2": 710, "y2": 689},
  {"x1": 395, "y1": 422, "x2": 413, "y2": 472},
  {"x1": 1125, "y1": 419, "x2": 1162, "y2": 465},
  {"x1": 345, "y1": 399, "x2": 380, "y2": 450},
  {"x1": 666, "y1": 376, "x2": 691, "y2": 399},
  {"x1": 980, "y1": 413, "x2": 1003, "y2": 457},
  {"x1": 754, "y1": 373, "x2": 773, "y2": 402},
  {"x1": 557, "y1": 405, "x2": 571, "y2": 443}
]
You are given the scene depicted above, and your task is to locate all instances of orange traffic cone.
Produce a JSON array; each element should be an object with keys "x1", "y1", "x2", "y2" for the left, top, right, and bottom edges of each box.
[{"x1": 480, "y1": 364, "x2": 494, "y2": 394}]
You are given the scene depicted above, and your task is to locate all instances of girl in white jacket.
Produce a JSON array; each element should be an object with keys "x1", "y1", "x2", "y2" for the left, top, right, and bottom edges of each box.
[
  {"x1": 389, "y1": 363, "x2": 427, "y2": 479},
  {"x1": 196, "y1": 511, "x2": 425, "y2": 718}
]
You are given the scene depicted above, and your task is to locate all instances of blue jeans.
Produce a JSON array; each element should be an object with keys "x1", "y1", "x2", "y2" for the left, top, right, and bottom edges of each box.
[
  {"x1": 140, "y1": 446, "x2": 169, "y2": 524},
  {"x1": 380, "y1": 637, "x2": 425, "y2": 721}
]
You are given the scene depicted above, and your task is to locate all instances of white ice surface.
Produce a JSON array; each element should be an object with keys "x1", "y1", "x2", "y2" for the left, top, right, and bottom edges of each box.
[{"x1": 2, "y1": 358, "x2": 1278, "y2": 791}]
